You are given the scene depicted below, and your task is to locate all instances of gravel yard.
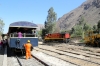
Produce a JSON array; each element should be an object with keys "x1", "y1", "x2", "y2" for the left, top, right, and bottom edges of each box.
[
  {"x1": 18, "y1": 56, "x2": 45, "y2": 66},
  {"x1": 32, "y1": 50, "x2": 76, "y2": 66},
  {"x1": 7, "y1": 57, "x2": 20, "y2": 66},
  {"x1": 35, "y1": 42, "x2": 100, "y2": 66},
  {"x1": 6, "y1": 42, "x2": 100, "y2": 66}
]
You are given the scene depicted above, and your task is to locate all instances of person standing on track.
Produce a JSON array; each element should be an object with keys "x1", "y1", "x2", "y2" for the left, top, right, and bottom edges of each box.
[{"x1": 24, "y1": 40, "x2": 33, "y2": 60}]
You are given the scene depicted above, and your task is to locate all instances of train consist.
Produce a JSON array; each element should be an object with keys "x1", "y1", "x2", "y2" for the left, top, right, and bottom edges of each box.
[
  {"x1": 43, "y1": 32, "x2": 70, "y2": 43},
  {"x1": 7, "y1": 21, "x2": 38, "y2": 53},
  {"x1": 2, "y1": 21, "x2": 99, "y2": 54},
  {"x1": 84, "y1": 30, "x2": 100, "y2": 47}
]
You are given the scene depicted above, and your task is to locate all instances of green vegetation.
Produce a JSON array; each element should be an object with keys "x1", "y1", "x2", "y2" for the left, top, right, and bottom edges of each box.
[
  {"x1": 41, "y1": 7, "x2": 57, "y2": 38},
  {"x1": 70, "y1": 17, "x2": 100, "y2": 40},
  {"x1": 92, "y1": 25, "x2": 97, "y2": 31},
  {"x1": 97, "y1": 20, "x2": 100, "y2": 28},
  {"x1": 0, "y1": 19, "x2": 5, "y2": 35},
  {"x1": 70, "y1": 16, "x2": 91, "y2": 38},
  {"x1": 37, "y1": 29, "x2": 42, "y2": 37},
  {"x1": 97, "y1": 20, "x2": 100, "y2": 33},
  {"x1": 79, "y1": 39, "x2": 84, "y2": 43},
  {"x1": 39, "y1": 7, "x2": 100, "y2": 41},
  {"x1": 44, "y1": 7, "x2": 57, "y2": 33}
]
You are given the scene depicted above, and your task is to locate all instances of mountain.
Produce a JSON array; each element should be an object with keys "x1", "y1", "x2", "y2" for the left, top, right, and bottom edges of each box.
[
  {"x1": 37, "y1": 24, "x2": 44, "y2": 31},
  {"x1": 55, "y1": 0, "x2": 100, "y2": 32}
]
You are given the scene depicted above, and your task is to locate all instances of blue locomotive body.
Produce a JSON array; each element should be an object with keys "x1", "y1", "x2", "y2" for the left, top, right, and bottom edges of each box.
[{"x1": 8, "y1": 21, "x2": 38, "y2": 52}]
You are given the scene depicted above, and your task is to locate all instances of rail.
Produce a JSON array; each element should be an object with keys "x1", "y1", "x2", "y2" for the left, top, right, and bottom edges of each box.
[
  {"x1": 32, "y1": 54, "x2": 49, "y2": 66},
  {"x1": 16, "y1": 55, "x2": 23, "y2": 66},
  {"x1": 36, "y1": 47, "x2": 100, "y2": 66}
]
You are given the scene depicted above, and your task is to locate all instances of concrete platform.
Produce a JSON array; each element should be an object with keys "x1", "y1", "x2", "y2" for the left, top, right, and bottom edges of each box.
[
  {"x1": 0, "y1": 48, "x2": 4, "y2": 66},
  {"x1": 2, "y1": 46, "x2": 7, "y2": 66},
  {"x1": 0, "y1": 46, "x2": 7, "y2": 66}
]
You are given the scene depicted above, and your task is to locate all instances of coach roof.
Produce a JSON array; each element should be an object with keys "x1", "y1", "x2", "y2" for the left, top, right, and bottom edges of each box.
[{"x1": 9, "y1": 21, "x2": 38, "y2": 27}]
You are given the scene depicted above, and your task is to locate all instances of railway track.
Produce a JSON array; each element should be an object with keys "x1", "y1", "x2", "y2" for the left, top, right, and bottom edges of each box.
[
  {"x1": 55, "y1": 48, "x2": 100, "y2": 59},
  {"x1": 16, "y1": 55, "x2": 23, "y2": 66},
  {"x1": 56, "y1": 43, "x2": 100, "y2": 57},
  {"x1": 7, "y1": 47, "x2": 48, "y2": 66},
  {"x1": 63, "y1": 43, "x2": 100, "y2": 57},
  {"x1": 8, "y1": 54, "x2": 48, "y2": 66},
  {"x1": 7, "y1": 55, "x2": 49, "y2": 66},
  {"x1": 43, "y1": 42, "x2": 100, "y2": 56},
  {"x1": 41, "y1": 42, "x2": 100, "y2": 57},
  {"x1": 15, "y1": 53, "x2": 48, "y2": 66},
  {"x1": 34, "y1": 46, "x2": 100, "y2": 66},
  {"x1": 32, "y1": 54, "x2": 49, "y2": 66},
  {"x1": 56, "y1": 46, "x2": 100, "y2": 57}
]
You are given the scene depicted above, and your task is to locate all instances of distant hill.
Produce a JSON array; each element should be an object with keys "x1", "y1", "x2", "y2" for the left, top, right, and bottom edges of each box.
[
  {"x1": 37, "y1": 24, "x2": 44, "y2": 31},
  {"x1": 55, "y1": 0, "x2": 100, "y2": 32}
]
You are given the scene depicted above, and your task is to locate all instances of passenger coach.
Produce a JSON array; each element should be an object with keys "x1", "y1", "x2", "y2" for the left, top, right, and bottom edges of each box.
[{"x1": 8, "y1": 21, "x2": 38, "y2": 53}]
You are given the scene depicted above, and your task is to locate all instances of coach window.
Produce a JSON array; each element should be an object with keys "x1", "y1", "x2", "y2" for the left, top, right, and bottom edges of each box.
[{"x1": 32, "y1": 29, "x2": 37, "y2": 37}]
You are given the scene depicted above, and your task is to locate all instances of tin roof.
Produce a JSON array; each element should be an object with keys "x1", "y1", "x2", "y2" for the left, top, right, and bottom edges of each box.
[{"x1": 9, "y1": 21, "x2": 38, "y2": 27}]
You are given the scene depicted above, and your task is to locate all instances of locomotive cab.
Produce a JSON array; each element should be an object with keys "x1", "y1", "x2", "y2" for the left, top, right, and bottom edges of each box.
[{"x1": 65, "y1": 33, "x2": 70, "y2": 43}]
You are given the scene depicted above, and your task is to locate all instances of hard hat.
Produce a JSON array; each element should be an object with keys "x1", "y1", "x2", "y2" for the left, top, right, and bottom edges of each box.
[{"x1": 27, "y1": 40, "x2": 30, "y2": 42}]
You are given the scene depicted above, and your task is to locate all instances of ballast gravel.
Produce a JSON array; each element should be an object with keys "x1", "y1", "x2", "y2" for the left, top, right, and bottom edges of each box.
[{"x1": 32, "y1": 50, "x2": 76, "y2": 66}]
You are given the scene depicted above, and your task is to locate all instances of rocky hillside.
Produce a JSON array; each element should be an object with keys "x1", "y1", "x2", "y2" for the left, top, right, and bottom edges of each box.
[
  {"x1": 55, "y1": 0, "x2": 100, "y2": 32},
  {"x1": 37, "y1": 24, "x2": 44, "y2": 31}
]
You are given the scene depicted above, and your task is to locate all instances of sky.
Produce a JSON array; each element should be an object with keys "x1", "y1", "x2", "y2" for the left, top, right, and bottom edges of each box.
[{"x1": 0, "y1": 0, "x2": 86, "y2": 33}]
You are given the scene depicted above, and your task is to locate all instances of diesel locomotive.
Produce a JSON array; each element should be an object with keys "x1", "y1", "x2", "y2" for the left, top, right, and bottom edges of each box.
[{"x1": 43, "y1": 32, "x2": 70, "y2": 43}]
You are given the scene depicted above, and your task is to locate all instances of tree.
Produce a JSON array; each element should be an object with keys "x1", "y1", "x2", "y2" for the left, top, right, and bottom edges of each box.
[
  {"x1": 41, "y1": 29, "x2": 47, "y2": 39},
  {"x1": 71, "y1": 16, "x2": 92, "y2": 38},
  {"x1": 97, "y1": 20, "x2": 100, "y2": 28},
  {"x1": 97, "y1": 20, "x2": 100, "y2": 33},
  {"x1": 70, "y1": 27, "x2": 75, "y2": 34},
  {"x1": 78, "y1": 16, "x2": 84, "y2": 25},
  {"x1": 44, "y1": 21, "x2": 47, "y2": 28},
  {"x1": 45, "y1": 7, "x2": 57, "y2": 33},
  {"x1": 0, "y1": 19, "x2": 5, "y2": 35},
  {"x1": 83, "y1": 23, "x2": 91, "y2": 31},
  {"x1": 93, "y1": 25, "x2": 97, "y2": 31},
  {"x1": 73, "y1": 25, "x2": 83, "y2": 37}
]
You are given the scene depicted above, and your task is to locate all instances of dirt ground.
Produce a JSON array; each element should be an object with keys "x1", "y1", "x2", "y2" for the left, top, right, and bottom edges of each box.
[
  {"x1": 38, "y1": 42, "x2": 100, "y2": 53},
  {"x1": 37, "y1": 42, "x2": 100, "y2": 66}
]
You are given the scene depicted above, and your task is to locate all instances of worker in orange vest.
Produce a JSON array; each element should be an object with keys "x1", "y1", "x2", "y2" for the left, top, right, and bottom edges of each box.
[{"x1": 24, "y1": 40, "x2": 33, "y2": 60}]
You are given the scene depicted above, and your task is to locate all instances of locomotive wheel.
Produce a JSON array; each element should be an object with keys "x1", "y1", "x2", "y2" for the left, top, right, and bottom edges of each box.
[
  {"x1": 43, "y1": 40, "x2": 46, "y2": 43},
  {"x1": 97, "y1": 41, "x2": 100, "y2": 47},
  {"x1": 97, "y1": 43, "x2": 100, "y2": 47},
  {"x1": 95, "y1": 38, "x2": 100, "y2": 47},
  {"x1": 85, "y1": 42, "x2": 91, "y2": 47},
  {"x1": 92, "y1": 44, "x2": 97, "y2": 47},
  {"x1": 65, "y1": 39, "x2": 69, "y2": 43}
]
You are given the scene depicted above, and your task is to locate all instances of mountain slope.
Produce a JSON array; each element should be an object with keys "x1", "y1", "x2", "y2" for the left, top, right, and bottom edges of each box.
[
  {"x1": 37, "y1": 24, "x2": 44, "y2": 31},
  {"x1": 55, "y1": 0, "x2": 100, "y2": 32}
]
